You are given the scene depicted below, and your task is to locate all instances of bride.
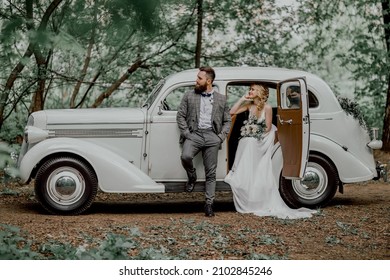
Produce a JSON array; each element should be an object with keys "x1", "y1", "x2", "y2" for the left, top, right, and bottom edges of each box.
[{"x1": 224, "y1": 84, "x2": 316, "y2": 219}]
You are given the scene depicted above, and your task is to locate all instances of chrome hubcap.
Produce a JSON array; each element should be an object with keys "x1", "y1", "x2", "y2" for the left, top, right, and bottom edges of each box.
[
  {"x1": 47, "y1": 167, "x2": 85, "y2": 206},
  {"x1": 291, "y1": 162, "x2": 328, "y2": 200},
  {"x1": 55, "y1": 176, "x2": 77, "y2": 196}
]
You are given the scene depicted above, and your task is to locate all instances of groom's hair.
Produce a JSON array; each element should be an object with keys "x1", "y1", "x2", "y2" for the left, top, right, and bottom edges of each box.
[{"x1": 199, "y1": 66, "x2": 216, "y2": 82}]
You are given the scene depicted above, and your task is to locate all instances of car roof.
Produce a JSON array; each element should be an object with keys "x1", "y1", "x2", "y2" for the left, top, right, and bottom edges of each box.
[
  {"x1": 166, "y1": 66, "x2": 320, "y2": 83},
  {"x1": 164, "y1": 66, "x2": 341, "y2": 113}
]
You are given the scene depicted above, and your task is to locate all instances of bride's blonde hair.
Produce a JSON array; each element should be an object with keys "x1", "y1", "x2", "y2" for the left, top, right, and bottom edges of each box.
[{"x1": 252, "y1": 84, "x2": 269, "y2": 112}]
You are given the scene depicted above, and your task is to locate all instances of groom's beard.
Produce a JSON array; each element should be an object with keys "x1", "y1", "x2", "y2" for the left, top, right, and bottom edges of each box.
[{"x1": 195, "y1": 83, "x2": 207, "y2": 94}]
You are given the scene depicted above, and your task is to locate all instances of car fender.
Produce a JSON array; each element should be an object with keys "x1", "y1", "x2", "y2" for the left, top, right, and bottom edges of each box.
[
  {"x1": 19, "y1": 138, "x2": 164, "y2": 193},
  {"x1": 310, "y1": 134, "x2": 376, "y2": 183}
]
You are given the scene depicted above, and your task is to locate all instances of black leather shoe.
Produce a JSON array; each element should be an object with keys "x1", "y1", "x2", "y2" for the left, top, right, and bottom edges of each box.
[
  {"x1": 204, "y1": 204, "x2": 215, "y2": 217},
  {"x1": 185, "y1": 171, "x2": 197, "y2": 192},
  {"x1": 185, "y1": 179, "x2": 196, "y2": 192}
]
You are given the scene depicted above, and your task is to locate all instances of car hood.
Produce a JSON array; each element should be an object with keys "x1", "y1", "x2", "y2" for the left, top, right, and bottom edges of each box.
[{"x1": 34, "y1": 108, "x2": 146, "y2": 127}]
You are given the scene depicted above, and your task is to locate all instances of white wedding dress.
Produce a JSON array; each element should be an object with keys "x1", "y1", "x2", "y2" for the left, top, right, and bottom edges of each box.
[{"x1": 224, "y1": 110, "x2": 316, "y2": 219}]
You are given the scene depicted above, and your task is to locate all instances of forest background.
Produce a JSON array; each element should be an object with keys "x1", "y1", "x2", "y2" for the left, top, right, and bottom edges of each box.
[
  {"x1": 0, "y1": 0, "x2": 389, "y2": 164},
  {"x1": 0, "y1": 0, "x2": 389, "y2": 262}
]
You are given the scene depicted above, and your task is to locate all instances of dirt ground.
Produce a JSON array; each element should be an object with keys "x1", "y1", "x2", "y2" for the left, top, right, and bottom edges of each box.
[{"x1": 0, "y1": 152, "x2": 389, "y2": 260}]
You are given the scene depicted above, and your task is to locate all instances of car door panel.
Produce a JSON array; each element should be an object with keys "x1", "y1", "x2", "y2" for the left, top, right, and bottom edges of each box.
[
  {"x1": 277, "y1": 78, "x2": 310, "y2": 179},
  {"x1": 148, "y1": 84, "x2": 228, "y2": 181}
]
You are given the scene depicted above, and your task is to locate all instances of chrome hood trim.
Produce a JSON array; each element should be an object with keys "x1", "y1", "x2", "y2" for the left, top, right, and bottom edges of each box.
[{"x1": 43, "y1": 108, "x2": 145, "y2": 126}]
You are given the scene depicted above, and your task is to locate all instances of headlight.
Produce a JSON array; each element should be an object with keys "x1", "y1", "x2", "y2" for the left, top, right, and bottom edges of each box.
[{"x1": 24, "y1": 126, "x2": 49, "y2": 144}]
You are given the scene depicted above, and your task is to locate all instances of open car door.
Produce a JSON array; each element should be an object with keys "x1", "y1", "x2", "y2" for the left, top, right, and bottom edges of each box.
[{"x1": 276, "y1": 78, "x2": 310, "y2": 179}]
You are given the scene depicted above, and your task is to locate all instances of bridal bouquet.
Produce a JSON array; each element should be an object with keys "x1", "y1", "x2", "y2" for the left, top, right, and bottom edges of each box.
[{"x1": 240, "y1": 115, "x2": 266, "y2": 140}]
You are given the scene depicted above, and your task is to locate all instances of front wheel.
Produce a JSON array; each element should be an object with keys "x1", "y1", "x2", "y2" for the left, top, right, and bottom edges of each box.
[
  {"x1": 35, "y1": 157, "x2": 98, "y2": 215},
  {"x1": 279, "y1": 154, "x2": 339, "y2": 209}
]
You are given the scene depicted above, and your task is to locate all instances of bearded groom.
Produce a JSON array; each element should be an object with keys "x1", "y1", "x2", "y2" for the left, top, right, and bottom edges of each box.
[{"x1": 176, "y1": 66, "x2": 231, "y2": 217}]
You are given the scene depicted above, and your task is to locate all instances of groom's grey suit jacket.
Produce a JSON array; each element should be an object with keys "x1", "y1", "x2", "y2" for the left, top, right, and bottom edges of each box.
[{"x1": 176, "y1": 90, "x2": 231, "y2": 144}]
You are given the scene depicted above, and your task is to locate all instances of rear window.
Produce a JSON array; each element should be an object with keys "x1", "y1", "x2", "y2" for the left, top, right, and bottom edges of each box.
[{"x1": 308, "y1": 91, "x2": 319, "y2": 108}]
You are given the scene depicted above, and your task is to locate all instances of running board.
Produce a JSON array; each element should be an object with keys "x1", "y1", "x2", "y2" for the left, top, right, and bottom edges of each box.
[{"x1": 160, "y1": 181, "x2": 232, "y2": 193}]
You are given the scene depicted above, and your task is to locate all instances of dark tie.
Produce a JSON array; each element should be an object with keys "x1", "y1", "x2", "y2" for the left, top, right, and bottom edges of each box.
[{"x1": 201, "y1": 92, "x2": 212, "y2": 97}]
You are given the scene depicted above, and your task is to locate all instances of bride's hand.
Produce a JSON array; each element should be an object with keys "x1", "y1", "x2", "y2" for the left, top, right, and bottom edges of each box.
[{"x1": 242, "y1": 95, "x2": 252, "y2": 101}]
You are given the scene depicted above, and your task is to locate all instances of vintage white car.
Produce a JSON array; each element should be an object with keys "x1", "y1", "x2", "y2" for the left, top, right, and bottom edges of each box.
[{"x1": 17, "y1": 67, "x2": 384, "y2": 215}]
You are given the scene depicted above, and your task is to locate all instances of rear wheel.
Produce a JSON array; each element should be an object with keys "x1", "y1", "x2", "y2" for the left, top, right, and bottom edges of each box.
[
  {"x1": 280, "y1": 154, "x2": 339, "y2": 209},
  {"x1": 35, "y1": 157, "x2": 98, "y2": 215}
]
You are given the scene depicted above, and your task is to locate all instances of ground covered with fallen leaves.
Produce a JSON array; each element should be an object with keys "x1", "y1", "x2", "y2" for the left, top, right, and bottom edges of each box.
[{"x1": 0, "y1": 152, "x2": 389, "y2": 260}]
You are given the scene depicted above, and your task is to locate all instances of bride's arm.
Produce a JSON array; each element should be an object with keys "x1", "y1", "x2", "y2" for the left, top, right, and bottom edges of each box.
[
  {"x1": 230, "y1": 96, "x2": 250, "y2": 115},
  {"x1": 264, "y1": 104, "x2": 273, "y2": 133}
]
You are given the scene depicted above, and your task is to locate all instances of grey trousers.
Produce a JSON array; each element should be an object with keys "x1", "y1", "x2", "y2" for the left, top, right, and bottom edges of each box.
[{"x1": 181, "y1": 129, "x2": 221, "y2": 205}]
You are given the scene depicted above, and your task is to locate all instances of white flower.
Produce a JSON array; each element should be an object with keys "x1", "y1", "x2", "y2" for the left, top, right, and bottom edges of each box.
[
  {"x1": 239, "y1": 115, "x2": 266, "y2": 140},
  {"x1": 251, "y1": 125, "x2": 259, "y2": 133}
]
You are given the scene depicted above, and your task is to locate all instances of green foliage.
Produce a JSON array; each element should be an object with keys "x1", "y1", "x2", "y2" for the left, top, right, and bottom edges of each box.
[
  {"x1": 41, "y1": 232, "x2": 140, "y2": 260},
  {"x1": 0, "y1": 218, "x2": 285, "y2": 260},
  {"x1": 39, "y1": 240, "x2": 80, "y2": 260},
  {"x1": 247, "y1": 252, "x2": 288, "y2": 260},
  {"x1": 4, "y1": 217, "x2": 376, "y2": 260},
  {"x1": 0, "y1": 187, "x2": 19, "y2": 196},
  {"x1": 166, "y1": 219, "x2": 289, "y2": 259},
  {"x1": 336, "y1": 221, "x2": 359, "y2": 235},
  {"x1": 325, "y1": 235, "x2": 342, "y2": 245},
  {"x1": 0, "y1": 17, "x2": 25, "y2": 43},
  {"x1": 0, "y1": 112, "x2": 26, "y2": 145},
  {"x1": 0, "y1": 143, "x2": 12, "y2": 169},
  {"x1": 0, "y1": 224, "x2": 181, "y2": 260},
  {"x1": 337, "y1": 96, "x2": 369, "y2": 132},
  {"x1": 91, "y1": 232, "x2": 139, "y2": 260},
  {"x1": 335, "y1": 220, "x2": 371, "y2": 239},
  {"x1": 257, "y1": 234, "x2": 281, "y2": 245},
  {"x1": 295, "y1": 0, "x2": 388, "y2": 137},
  {"x1": 0, "y1": 224, "x2": 40, "y2": 260},
  {"x1": 0, "y1": 143, "x2": 19, "y2": 182},
  {"x1": 105, "y1": 0, "x2": 161, "y2": 33},
  {"x1": 0, "y1": 0, "x2": 388, "y2": 145},
  {"x1": 137, "y1": 246, "x2": 178, "y2": 260}
]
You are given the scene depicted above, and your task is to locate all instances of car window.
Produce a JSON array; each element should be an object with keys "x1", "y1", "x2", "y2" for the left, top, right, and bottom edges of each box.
[
  {"x1": 163, "y1": 85, "x2": 219, "y2": 111},
  {"x1": 281, "y1": 85, "x2": 319, "y2": 109},
  {"x1": 308, "y1": 91, "x2": 319, "y2": 108},
  {"x1": 143, "y1": 79, "x2": 165, "y2": 108},
  {"x1": 162, "y1": 86, "x2": 191, "y2": 111},
  {"x1": 284, "y1": 85, "x2": 301, "y2": 109},
  {"x1": 226, "y1": 83, "x2": 277, "y2": 109}
]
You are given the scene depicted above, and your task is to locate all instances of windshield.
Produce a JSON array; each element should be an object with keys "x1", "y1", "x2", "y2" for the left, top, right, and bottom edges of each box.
[{"x1": 142, "y1": 79, "x2": 165, "y2": 109}]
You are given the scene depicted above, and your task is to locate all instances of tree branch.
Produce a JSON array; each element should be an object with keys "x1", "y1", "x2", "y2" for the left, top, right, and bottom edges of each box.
[{"x1": 0, "y1": 0, "x2": 64, "y2": 129}]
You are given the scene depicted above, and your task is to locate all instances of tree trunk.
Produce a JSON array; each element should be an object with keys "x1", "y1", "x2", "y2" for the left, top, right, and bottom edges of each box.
[
  {"x1": 195, "y1": 0, "x2": 203, "y2": 68},
  {"x1": 70, "y1": 30, "x2": 95, "y2": 108},
  {"x1": 381, "y1": 0, "x2": 390, "y2": 151},
  {"x1": 29, "y1": 68, "x2": 46, "y2": 113},
  {"x1": 383, "y1": 80, "x2": 390, "y2": 151},
  {"x1": 29, "y1": 44, "x2": 52, "y2": 113}
]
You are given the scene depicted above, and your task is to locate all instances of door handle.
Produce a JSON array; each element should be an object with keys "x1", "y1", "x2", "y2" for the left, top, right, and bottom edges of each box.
[{"x1": 277, "y1": 115, "x2": 292, "y2": 125}]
